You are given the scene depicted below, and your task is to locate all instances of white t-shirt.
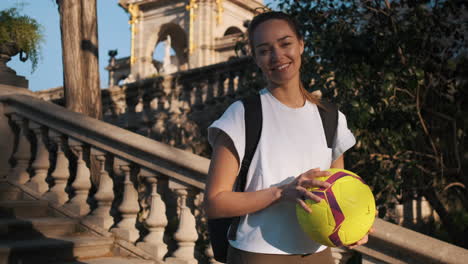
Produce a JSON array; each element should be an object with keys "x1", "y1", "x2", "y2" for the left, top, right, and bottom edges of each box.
[{"x1": 207, "y1": 88, "x2": 356, "y2": 254}]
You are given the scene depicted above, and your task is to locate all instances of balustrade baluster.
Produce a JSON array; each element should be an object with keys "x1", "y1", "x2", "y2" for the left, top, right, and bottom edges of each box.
[
  {"x1": 226, "y1": 73, "x2": 235, "y2": 95},
  {"x1": 223, "y1": 77, "x2": 230, "y2": 95},
  {"x1": 86, "y1": 149, "x2": 114, "y2": 230},
  {"x1": 232, "y1": 75, "x2": 239, "y2": 92},
  {"x1": 137, "y1": 169, "x2": 168, "y2": 260},
  {"x1": 25, "y1": 122, "x2": 50, "y2": 194},
  {"x1": 111, "y1": 159, "x2": 140, "y2": 242},
  {"x1": 43, "y1": 130, "x2": 70, "y2": 205},
  {"x1": 8, "y1": 115, "x2": 31, "y2": 184},
  {"x1": 64, "y1": 138, "x2": 91, "y2": 216},
  {"x1": 166, "y1": 182, "x2": 198, "y2": 264},
  {"x1": 205, "y1": 244, "x2": 221, "y2": 264}
]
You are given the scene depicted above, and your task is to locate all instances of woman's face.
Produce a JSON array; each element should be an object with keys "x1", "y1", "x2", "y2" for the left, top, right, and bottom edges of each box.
[{"x1": 251, "y1": 19, "x2": 304, "y2": 87}]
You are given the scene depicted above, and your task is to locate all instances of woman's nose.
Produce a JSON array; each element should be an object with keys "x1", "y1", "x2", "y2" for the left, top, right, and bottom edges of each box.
[{"x1": 271, "y1": 47, "x2": 281, "y2": 62}]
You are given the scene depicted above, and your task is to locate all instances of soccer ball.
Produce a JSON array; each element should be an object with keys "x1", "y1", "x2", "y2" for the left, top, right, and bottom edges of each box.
[{"x1": 296, "y1": 168, "x2": 376, "y2": 247}]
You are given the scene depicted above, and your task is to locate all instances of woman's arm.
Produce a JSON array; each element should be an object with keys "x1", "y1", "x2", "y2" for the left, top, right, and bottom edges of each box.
[
  {"x1": 203, "y1": 131, "x2": 281, "y2": 219},
  {"x1": 330, "y1": 155, "x2": 344, "y2": 169},
  {"x1": 204, "y1": 131, "x2": 330, "y2": 219}
]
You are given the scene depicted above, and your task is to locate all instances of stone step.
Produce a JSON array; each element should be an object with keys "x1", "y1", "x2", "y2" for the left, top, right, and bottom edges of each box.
[
  {"x1": 0, "y1": 234, "x2": 113, "y2": 264},
  {"x1": 0, "y1": 217, "x2": 80, "y2": 239},
  {"x1": 0, "y1": 200, "x2": 49, "y2": 218},
  {"x1": 0, "y1": 182, "x2": 22, "y2": 201},
  {"x1": 60, "y1": 257, "x2": 155, "y2": 264}
]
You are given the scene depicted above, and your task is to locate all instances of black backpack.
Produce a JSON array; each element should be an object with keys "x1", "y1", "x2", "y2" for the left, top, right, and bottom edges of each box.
[{"x1": 207, "y1": 94, "x2": 338, "y2": 263}]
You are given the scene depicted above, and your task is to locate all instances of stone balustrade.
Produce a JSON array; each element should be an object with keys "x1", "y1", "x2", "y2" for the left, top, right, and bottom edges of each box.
[
  {"x1": 36, "y1": 57, "x2": 264, "y2": 157},
  {"x1": 1, "y1": 93, "x2": 467, "y2": 264}
]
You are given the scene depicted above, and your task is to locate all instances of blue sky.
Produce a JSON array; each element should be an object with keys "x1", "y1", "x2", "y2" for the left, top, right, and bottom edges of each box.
[{"x1": 1, "y1": 0, "x2": 275, "y2": 91}]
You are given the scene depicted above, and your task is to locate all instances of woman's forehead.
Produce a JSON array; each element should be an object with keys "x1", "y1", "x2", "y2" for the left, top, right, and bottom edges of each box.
[{"x1": 252, "y1": 19, "x2": 297, "y2": 45}]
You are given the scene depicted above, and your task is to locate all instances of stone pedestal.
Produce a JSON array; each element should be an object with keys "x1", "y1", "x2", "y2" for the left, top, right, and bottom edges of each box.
[{"x1": 0, "y1": 54, "x2": 28, "y2": 88}]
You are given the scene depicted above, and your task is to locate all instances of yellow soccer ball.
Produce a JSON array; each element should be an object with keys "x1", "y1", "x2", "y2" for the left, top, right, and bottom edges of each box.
[{"x1": 296, "y1": 168, "x2": 376, "y2": 247}]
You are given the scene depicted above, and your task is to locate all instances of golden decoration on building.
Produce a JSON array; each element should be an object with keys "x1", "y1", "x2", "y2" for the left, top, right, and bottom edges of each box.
[
  {"x1": 186, "y1": 0, "x2": 198, "y2": 55},
  {"x1": 128, "y1": 3, "x2": 140, "y2": 65},
  {"x1": 216, "y1": 0, "x2": 224, "y2": 25}
]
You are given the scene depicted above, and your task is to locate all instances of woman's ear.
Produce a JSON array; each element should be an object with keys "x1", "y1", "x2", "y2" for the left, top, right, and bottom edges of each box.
[{"x1": 299, "y1": 39, "x2": 305, "y2": 55}]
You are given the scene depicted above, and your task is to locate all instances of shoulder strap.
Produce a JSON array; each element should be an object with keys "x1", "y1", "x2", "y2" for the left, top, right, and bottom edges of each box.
[
  {"x1": 227, "y1": 94, "x2": 262, "y2": 240},
  {"x1": 237, "y1": 94, "x2": 263, "y2": 192},
  {"x1": 317, "y1": 101, "x2": 339, "y2": 148}
]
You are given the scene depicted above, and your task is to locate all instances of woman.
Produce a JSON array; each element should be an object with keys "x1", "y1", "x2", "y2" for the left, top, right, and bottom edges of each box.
[{"x1": 204, "y1": 11, "x2": 369, "y2": 263}]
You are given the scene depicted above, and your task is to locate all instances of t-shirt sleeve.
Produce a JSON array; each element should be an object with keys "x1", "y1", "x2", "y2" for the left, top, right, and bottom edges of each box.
[
  {"x1": 207, "y1": 100, "x2": 245, "y2": 163},
  {"x1": 332, "y1": 111, "x2": 356, "y2": 161}
]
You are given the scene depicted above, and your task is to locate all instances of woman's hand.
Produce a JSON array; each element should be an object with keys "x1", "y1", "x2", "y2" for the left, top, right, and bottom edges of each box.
[
  {"x1": 278, "y1": 168, "x2": 331, "y2": 213},
  {"x1": 346, "y1": 227, "x2": 375, "y2": 249}
]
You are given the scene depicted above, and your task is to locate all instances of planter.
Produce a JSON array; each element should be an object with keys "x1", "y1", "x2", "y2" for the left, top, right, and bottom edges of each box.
[{"x1": 0, "y1": 42, "x2": 28, "y2": 89}]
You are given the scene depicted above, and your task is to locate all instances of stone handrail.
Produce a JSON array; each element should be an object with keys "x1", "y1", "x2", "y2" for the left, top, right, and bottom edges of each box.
[{"x1": 1, "y1": 93, "x2": 467, "y2": 264}]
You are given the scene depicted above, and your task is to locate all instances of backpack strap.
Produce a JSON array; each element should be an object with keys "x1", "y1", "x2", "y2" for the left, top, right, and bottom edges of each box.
[
  {"x1": 227, "y1": 94, "x2": 262, "y2": 240},
  {"x1": 318, "y1": 101, "x2": 338, "y2": 148}
]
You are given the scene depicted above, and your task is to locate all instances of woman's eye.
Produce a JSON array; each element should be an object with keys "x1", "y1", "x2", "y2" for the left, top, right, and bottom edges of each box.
[
  {"x1": 282, "y1": 42, "x2": 292, "y2": 47},
  {"x1": 258, "y1": 49, "x2": 269, "y2": 55}
]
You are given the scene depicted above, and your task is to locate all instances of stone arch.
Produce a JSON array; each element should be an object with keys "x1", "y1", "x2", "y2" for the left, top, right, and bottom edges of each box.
[
  {"x1": 224, "y1": 26, "x2": 243, "y2": 36},
  {"x1": 153, "y1": 23, "x2": 188, "y2": 72}
]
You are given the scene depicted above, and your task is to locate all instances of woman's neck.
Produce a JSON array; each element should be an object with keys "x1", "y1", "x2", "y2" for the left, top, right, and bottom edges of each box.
[{"x1": 267, "y1": 79, "x2": 305, "y2": 108}]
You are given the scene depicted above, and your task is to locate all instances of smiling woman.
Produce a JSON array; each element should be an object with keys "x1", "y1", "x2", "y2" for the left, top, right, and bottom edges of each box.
[{"x1": 204, "y1": 11, "x2": 365, "y2": 264}]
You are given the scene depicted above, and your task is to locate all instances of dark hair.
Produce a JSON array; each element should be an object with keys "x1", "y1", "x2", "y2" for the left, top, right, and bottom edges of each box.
[
  {"x1": 247, "y1": 11, "x2": 323, "y2": 107},
  {"x1": 247, "y1": 11, "x2": 303, "y2": 56}
]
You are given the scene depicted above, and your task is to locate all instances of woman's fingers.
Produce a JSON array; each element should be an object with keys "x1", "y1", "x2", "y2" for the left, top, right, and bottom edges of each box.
[
  {"x1": 298, "y1": 187, "x2": 323, "y2": 203},
  {"x1": 301, "y1": 179, "x2": 331, "y2": 189},
  {"x1": 296, "y1": 198, "x2": 312, "y2": 213}
]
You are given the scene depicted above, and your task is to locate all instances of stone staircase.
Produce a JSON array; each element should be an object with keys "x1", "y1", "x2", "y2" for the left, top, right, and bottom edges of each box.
[{"x1": 0, "y1": 181, "x2": 155, "y2": 264}]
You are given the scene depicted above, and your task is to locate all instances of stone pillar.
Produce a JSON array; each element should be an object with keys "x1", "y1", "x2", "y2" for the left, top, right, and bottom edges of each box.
[
  {"x1": 0, "y1": 104, "x2": 15, "y2": 179},
  {"x1": 137, "y1": 169, "x2": 168, "y2": 261},
  {"x1": 64, "y1": 138, "x2": 91, "y2": 216},
  {"x1": 166, "y1": 181, "x2": 198, "y2": 264},
  {"x1": 8, "y1": 115, "x2": 31, "y2": 184},
  {"x1": 111, "y1": 159, "x2": 140, "y2": 242},
  {"x1": 25, "y1": 122, "x2": 50, "y2": 194},
  {"x1": 86, "y1": 148, "x2": 114, "y2": 230},
  {"x1": 43, "y1": 130, "x2": 70, "y2": 205}
]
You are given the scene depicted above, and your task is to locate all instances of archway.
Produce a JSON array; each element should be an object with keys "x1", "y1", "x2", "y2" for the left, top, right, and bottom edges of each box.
[
  {"x1": 224, "y1": 26, "x2": 242, "y2": 36},
  {"x1": 152, "y1": 23, "x2": 188, "y2": 74}
]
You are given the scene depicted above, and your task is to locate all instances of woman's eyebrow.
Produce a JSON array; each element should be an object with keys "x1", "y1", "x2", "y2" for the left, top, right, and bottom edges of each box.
[{"x1": 255, "y1": 35, "x2": 293, "y2": 49}]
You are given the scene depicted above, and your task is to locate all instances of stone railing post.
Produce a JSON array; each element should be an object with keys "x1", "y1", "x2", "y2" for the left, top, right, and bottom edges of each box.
[
  {"x1": 64, "y1": 138, "x2": 91, "y2": 216},
  {"x1": 331, "y1": 247, "x2": 353, "y2": 264},
  {"x1": 8, "y1": 114, "x2": 31, "y2": 184},
  {"x1": 111, "y1": 159, "x2": 140, "y2": 242},
  {"x1": 86, "y1": 148, "x2": 114, "y2": 230},
  {"x1": 0, "y1": 102, "x2": 15, "y2": 179},
  {"x1": 43, "y1": 130, "x2": 70, "y2": 205},
  {"x1": 166, "y1": 181, "x2": 198, "y2": 264},
  {"x1": 137, "y1": 169, "x2": 168, "y2": 261},
  {"x1": 25, "y1": 122, "x2": 50, "y2": 194}
]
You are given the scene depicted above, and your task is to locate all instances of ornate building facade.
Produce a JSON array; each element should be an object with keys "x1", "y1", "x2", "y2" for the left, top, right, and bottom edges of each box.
[{"x1": 108, "y1": 0, "x2": 264, "y2": 86}]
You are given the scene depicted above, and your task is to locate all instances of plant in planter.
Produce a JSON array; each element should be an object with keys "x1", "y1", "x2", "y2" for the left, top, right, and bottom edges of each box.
[{"x1": 0, "y1": 7, "x2": 43, "y2": 73}]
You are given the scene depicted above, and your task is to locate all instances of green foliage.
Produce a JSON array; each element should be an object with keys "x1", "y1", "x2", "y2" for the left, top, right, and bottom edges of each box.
[
  {"x1": 275, "y1": 0, "x2": 467, "y2": 246},
  {"x1": 0, "y1": 7, "x2": 43, "y2": 72}
]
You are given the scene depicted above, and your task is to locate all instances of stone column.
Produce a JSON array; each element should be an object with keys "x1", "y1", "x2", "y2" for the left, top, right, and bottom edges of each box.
[
  {"x1": 0, "y1": 103, "x2": 15, "y2": 179},
  {"x1": 166, "y1": 181, "x2": 198, "y2": 264},
  {"x1": 137, "y1": 169, "x2": 168, "y2": 261},
  {"x1": 111, "y1": 159, "x2": 140, "y2": 242},
  {"x1": 43, "y1": 130, "x2": 70, "y2": 205},
  {"x1": 8, "y1": 115, "x2": 31, "y2": 184},
  {"x1": 64, "y1": 138, "x2": 91, "y2": 216},
  {"x1": 86, "y1": 148, "x2": 114, "y2": 230},
  {"x1": 25, "y1": 122, "x2": 50, "y2": 194}
]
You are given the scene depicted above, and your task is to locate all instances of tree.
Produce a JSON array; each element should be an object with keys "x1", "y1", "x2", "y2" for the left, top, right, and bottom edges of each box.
[
  {"x1": 275, "y1": 0, "x2": 467, "y2": 247},
  {"x1": 56, "y1": 0, "x2": 101, "y2": 119}
]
